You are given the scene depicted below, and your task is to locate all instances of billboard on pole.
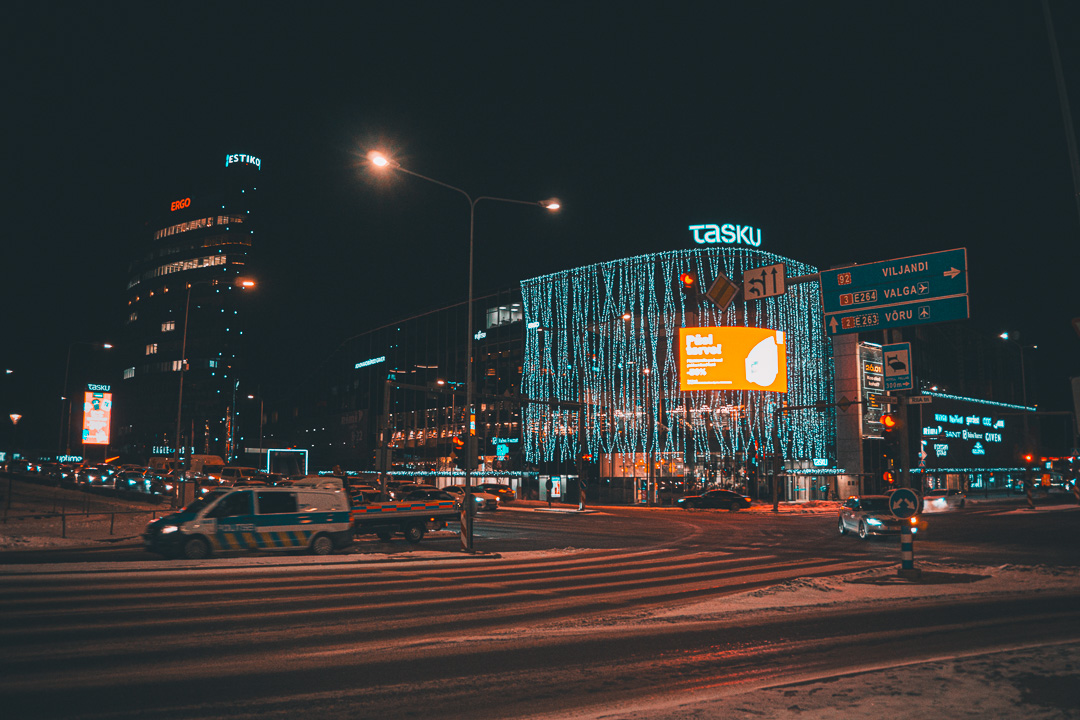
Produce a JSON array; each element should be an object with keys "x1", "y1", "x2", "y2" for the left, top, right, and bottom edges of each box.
[{"x1": 678, "y1": 327, "x2": 787, "y2": 393}]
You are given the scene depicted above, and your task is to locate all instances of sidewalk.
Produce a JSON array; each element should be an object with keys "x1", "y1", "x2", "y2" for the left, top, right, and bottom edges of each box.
[{"x1": 504, "y1": 499, "x2": 842, "y2": 515}]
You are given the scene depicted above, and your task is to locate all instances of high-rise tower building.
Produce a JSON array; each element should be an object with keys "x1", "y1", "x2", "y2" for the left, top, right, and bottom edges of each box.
[{"x1": 116, "y1": 153, "x2": 263, "y2": 463}]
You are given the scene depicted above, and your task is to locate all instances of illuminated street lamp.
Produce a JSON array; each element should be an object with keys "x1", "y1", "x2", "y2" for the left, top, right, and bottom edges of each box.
[
  {"x1": 998, "y1": 332, "x2": 1037, "y2": 408},
  {"x1": 367, "y1": 150, "x2": 560, "y2": 551},
  {"x1": 60, "y1": 341, "x2": 113, "y2": 456},
  {"x1": 173, "y1": 277, "x2": 255, "y2": 484}
]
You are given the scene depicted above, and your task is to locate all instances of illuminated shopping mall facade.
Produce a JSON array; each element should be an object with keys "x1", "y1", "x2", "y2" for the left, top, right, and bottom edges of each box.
[
  {"x1": 519, "y1": 245, "x2": 834, "y2": 502},
  {"x1": 263, "y1": 227, "x2": 1040, "y2": 503},
  {"x1": 114, "y1": 153, "x2": 263, "y2": 462}
]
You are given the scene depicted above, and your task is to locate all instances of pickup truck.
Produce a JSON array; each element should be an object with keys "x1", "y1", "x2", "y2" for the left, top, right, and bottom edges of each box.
[{"x1": 352, "y1": 493, "x2": 460, "y2": 543}]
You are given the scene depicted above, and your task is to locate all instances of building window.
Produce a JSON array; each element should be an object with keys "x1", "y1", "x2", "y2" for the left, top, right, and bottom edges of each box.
[
  {"x1": 486, "y1": 303, "x2": 523, "y2": 329},
  {"x1": 161, "y1": 321, "x2": 175, "y2": 332},
  {"x1": 123, "y1": 367, "x2": 135, "y2": 380},
  {"x1": 146, "y1": 344, "x2": 158, "y2": 355},
  {"x1": 171, "y1": 360, "x2": 183, "y2": 372},
  {"x1": 128, "y1": 311, "x2": 138, "y2": 323}
]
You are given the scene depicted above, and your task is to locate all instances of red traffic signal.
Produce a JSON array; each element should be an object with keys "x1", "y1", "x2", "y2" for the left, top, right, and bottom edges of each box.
[
  {"x1": 881, "y1": 414, "x2": 898, "y2": 431},
  {"x1": 883, "y1": 470, "x2": 895, "y2": 484},
  {"x1": 679, "y1": 271, "x2": 697, "y2": 290}
]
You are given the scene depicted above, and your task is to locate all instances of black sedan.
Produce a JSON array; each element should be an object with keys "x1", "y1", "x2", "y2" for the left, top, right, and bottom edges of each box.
[{"x1": 676, "y1": 489, "x2": 752, "y2": 511}]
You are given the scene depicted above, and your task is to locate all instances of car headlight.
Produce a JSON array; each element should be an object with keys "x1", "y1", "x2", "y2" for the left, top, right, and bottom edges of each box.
[
  {"x1": 160, "y1": 525, "x2": 180, "y2": 535},
  {"x1": 865, "y1": 518, "x2": 883, "y2": 527}
]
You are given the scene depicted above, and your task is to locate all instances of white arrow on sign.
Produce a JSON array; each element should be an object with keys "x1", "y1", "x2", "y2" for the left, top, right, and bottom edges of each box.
[{"x1": 943, "y1": 267, "x2": 961, "y2": 279}]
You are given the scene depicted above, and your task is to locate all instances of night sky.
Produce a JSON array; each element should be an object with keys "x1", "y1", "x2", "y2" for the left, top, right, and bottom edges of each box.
[{"x1": 5, "y1": 2, "x2": 1080, "y2": 453}]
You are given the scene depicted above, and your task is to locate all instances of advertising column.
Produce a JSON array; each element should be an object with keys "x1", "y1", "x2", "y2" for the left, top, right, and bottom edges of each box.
[{"x1": 82, "y1": 383, "x2": 113, "y2": 454}]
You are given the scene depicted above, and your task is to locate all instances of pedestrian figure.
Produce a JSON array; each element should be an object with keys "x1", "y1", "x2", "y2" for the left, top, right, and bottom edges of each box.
[{"x1": 545, "y1": 478, "x2": 553, "y2": 508}]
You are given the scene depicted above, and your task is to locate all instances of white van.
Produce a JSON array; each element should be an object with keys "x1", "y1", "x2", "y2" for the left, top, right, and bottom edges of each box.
[{"x1": 143, "y1": 486, "x2": 352, "y2": 559}]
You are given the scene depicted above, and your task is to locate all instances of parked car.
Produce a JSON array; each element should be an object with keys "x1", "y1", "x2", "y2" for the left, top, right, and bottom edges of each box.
[
  {"x1": 400, "y1": 488, "x2": 459, "y2": 503},
  {"x1": 443, "y1": 485, "x2": 499, "y2": 511},
  {"x1": 389, "y1": 483, "x2": 439, "y2": 500},
  {"x1": 923, "y1": 488, "x2": 966, "y2": 510},
  {"x1": 838, "y1": 495, "x2": 906, "y2": 539},
  {"x1": 676, "y1": 489, "x2": 752, "y2": 511},
  {"x1": 477, "y1": 483, "x2": 515, "y2": 502}
]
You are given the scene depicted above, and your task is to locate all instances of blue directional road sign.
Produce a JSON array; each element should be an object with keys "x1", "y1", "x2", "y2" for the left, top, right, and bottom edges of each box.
[
  {"x1": 821, "y1": 248, "x2": 968, "y2": 314},
  {"x1": 883, "y1": 342, "x2": 912, "y2": 391},
  {"x1": 889, "y1": 488, "x2": 920, "y2": 519},
  {"x1": 826, "y1": 295, "x2": 969, "y2": 336}
]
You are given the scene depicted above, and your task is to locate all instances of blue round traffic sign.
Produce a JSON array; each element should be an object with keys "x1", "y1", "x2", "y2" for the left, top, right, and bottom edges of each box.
[{"x1": 889, "y1": 488, "x2": 920, "y2": 519}]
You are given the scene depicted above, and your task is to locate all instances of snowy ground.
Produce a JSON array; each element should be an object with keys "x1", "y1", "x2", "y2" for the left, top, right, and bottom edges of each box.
[{"x1": 3, "y1": 487, "x2": 1078, "y2": 718}]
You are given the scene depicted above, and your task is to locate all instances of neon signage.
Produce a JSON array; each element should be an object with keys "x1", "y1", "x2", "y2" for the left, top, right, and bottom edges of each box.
[
  {"x1": 354, "y1": 356, "x2": 386, "y2": 370},
  {"x1": 689, "y1": 223, "x2": 762, "y2": 247},
  {"x1": 225, "y1": 153, "x2": 262, "y2": 170},
  {"x1": 170, "y1": 197, "x2": 192, "y2": 211}
]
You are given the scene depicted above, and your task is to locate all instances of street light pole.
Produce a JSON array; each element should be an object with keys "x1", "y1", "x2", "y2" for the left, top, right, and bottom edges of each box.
[
  {"x1": 60, "y1": 341, "x2": 112, "y2": 457},
  {"x1": 247, "y1": 393, "x2": 264, "y2": 465},
  {"x1": 367, "y1": 151, "x2": 559, "y2": 551},
  {"x1": 174, "y1": 278, "x2": 255, "y2": 491}
]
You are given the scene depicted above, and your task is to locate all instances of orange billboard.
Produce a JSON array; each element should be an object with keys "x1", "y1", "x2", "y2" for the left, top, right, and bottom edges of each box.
[
  {"x1": 678, "y1": 327, "x2": 788, "y2": 393},
  {"x1": 82, "y1": 391, "x2": 113, "y2": 445}
]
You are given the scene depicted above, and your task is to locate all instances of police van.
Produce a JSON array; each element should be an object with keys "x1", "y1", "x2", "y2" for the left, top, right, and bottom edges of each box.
[{"x1": 144, "y1": 486, "x2": 352, "y2": 559}]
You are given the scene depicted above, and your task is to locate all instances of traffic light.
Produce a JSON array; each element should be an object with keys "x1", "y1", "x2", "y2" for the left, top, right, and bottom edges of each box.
[
  {"x1": 880, "y1": 412, "x2": 902, "y2": 480},
  {"x1": 679, "y1": 271, "x2": 698, "y2": 294},
  {"x1": 450, "y1": 434, "x2": 465, "y2": 468}
]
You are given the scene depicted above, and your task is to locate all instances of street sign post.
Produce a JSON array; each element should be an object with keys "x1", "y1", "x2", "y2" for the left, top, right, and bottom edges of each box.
[
  {"x1": 883, "y1": 342, "x2": 912, "y2": 391},
  {"x1": 821, "y1": 248, "x2": 969, "y2": 336},
  {"x1": 889, "y1": 487, "x2": 922, "y2": 579},
  {"x1": 889, "y1": 488, "x2": 920, "y2": 519},
  {"x1": 825, "y1": 294, "x2": 969, "y2": 336},
  {"x1": 704, "y1": 272, "x2": 739, "y2": 311},
  {"x1": 742, "y1": 263, "x2": 786, "y2": 300}
]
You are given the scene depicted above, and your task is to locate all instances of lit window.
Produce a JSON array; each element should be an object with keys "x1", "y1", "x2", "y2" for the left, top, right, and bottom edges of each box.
[
  {"x1": 161, "y1": 321, "x2": 175, "y2": 332},
  {"x1": 146, "y1": 344, "x2": 158, "y2": 355},
  {"x1": 171, "y1": 360, "x2": 183, "y2": 372},
  {"x1": 128, "y1": 311, "x2": 138, "y2": 323},
  {"x1": 123, "y1": 367, "x2": 135, "y2": 380}
]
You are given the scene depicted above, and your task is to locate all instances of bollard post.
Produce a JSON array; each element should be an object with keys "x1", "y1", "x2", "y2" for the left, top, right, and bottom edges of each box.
[{"x1": 898, "y1": 523, "x2": 921, "y2": 579}]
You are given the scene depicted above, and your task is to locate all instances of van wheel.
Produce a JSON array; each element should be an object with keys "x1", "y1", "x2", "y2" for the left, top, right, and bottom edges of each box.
[
  {"x1": 183, "y1": 536, "x2": 210, "y2": 559},
  {"x1": 310, "y1": 534, "x2": 334, "y2": 556},
  {"x1": 375, "y1": 530, "x2": 393, "y2": 542},
  {"x1": 404, "y1": 523, "x2": 425, "y2": 544}
]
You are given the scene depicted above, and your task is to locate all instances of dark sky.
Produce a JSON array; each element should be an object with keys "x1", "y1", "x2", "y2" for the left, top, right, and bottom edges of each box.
[{"x1": 5, "y1": 1, "x2": 1080, "y2": 452}]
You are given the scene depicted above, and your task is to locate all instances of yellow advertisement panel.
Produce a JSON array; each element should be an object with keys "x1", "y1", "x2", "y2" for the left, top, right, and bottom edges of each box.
[
  {"x1": 679, "y1": 327, "x2": 788, "y2": 393},
  {"x1": 82, "y1": 392, "x2": 113, "y2": 445}
]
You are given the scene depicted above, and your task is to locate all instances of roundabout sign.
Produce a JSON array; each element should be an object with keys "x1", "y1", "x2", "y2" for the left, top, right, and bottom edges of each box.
[{"x1": 889, "y1": 488, "x2": 920, "y2": 519}]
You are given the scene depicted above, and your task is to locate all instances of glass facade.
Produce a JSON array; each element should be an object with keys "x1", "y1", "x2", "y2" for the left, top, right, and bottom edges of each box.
[{"x1": 114, "y1": 156, "x2": 262, "y2": 463}]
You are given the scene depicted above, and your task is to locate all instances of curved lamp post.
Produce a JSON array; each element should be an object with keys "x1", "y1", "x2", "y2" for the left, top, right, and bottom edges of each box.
[
  {"x1": 173, "y1": 277, "x2": 255, "y2": 487},
  {"x1": 60, "y1": 341, "x2": 113, "y2": 456},
  {"x1": 367, "y1": 150, "x2": 560, "y2": 551}
]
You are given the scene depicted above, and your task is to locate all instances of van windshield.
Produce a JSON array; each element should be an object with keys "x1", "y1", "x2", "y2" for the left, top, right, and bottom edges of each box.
[{"x1": 181, "y1": 489, "x2": 230, "y2": 514}]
